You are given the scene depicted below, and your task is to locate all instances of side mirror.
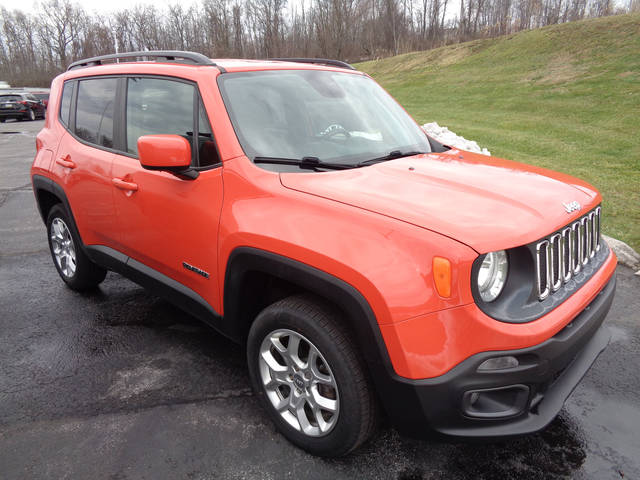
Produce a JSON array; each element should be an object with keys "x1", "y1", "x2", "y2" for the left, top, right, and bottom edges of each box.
[{"x1": 137, "y1": 134, "x2": 198, "y2": 179}]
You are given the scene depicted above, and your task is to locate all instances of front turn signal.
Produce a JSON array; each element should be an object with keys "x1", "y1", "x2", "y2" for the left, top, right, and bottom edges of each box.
[{"x1": 433, "y1": 256, "x2": 452, "y2": 298}]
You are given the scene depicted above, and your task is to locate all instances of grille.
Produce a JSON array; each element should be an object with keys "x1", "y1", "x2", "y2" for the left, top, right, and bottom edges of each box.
[{"x1": 535, "y1": 206, "x2": 601, "y2": 300}]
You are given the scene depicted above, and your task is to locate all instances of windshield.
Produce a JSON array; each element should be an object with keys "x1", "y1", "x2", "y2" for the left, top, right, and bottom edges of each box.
[
  {"x1": 218, "y1": 70, "x2": 430, "y2": 169},
  {"x1": 0, "y1": 95, "x2": 21, "y2": 102}
]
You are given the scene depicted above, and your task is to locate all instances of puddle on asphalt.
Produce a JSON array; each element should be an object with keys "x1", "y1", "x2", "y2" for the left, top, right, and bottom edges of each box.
[
  {"x1": 443, "y1": 414, "x2": 587, "y2": 478},
  {"x1": 566, "y1": 389, "x2": 640, "y2": 478}
]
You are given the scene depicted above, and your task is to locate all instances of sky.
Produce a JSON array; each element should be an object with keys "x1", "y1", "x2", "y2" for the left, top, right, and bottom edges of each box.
[
  {"x1": 0, "y1": 0, "x2": 199, "y2": 14},
  {"x1": 0, "y1": 0, "x2": 629, "y2": 20}
]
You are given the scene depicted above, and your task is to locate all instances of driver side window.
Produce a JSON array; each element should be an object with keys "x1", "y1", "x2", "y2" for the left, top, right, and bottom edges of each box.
[
  {"x1": 126, "y1": 77, "x2": 220, "y2": 167},
  {"x1": 126, "y1": 77, "x2": 195, "y2": 160}
]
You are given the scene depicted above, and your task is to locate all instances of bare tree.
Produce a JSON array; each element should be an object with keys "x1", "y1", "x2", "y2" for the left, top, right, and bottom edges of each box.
[{"x1": 0, "y1": 0, "x2": 633, "y2": 87}]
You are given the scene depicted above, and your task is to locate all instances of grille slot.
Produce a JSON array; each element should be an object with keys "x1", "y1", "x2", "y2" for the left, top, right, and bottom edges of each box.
[{"x1": 535, "y1": 207, "x2": 601, "y2": 301}]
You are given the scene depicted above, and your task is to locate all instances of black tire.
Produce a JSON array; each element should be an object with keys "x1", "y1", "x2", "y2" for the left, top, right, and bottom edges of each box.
[
  {"x1": 0, "y1": 118, "x2": 5, "y2": 123},
  {"x1": 27, "y1": 109, "x2": 36, "y2": 121},
  {"x1": 247, "y1": 294, "x2": 378, "y2": 457},
  {"x1": 46, "y1": 204, "x2": 107, "y2": 290}
]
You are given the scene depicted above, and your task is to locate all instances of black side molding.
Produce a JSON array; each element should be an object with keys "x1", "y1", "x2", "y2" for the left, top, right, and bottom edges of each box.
[
  {"x1": 32, "y1": 175, "x2": 90, "y2": 251},
  {"x1": 84, "y1": 245, "x2": 224, "y2": 332},
  {"x1": 32, "y1": 174, "x2": 73, "y2": 224},
  {"x1": 223, "y1": 248, "x2": 408, "y2": 392},
  {"x1": 32, "y1": 175, "x2": 224, "y2": 332},
  {"x1": 223, "y1": 247, "x2": 386, "y2": 358}
]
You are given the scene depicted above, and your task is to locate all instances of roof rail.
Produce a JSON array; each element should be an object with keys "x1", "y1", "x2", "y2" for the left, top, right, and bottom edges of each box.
[
  {"x1": 269, "y1": 58, "x2": 356, "y2": 71},
  {"x1": 67, "y1": 51, "x2": 224, "y2": 72}
]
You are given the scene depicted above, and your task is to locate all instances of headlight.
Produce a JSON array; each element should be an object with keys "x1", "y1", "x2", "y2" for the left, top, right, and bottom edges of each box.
[{"x1": 477, "y1": 250, "x2": 508, "y2": 302}]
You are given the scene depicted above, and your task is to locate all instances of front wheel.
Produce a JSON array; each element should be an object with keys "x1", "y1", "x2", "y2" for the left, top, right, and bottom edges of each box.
[
  {"x1": 247, "y1": 295, "x2": 377, "y2": 457},
  {"x1": 28, "y1": 109, "x2": 36, "y2": 121},
  {"x1": 46, "y1": 204, "x2": 107, "y2": 290}
]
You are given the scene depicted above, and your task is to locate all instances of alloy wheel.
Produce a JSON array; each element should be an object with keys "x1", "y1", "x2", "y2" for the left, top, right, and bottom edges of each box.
[
  {"x1": 50, "y1": 218, "x2": 77, "y2": 277},
  {"x1": 258, "y1": 328, "x2": 339, "y2": 437}
]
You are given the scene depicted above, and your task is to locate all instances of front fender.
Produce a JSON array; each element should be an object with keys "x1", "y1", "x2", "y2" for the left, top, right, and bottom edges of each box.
[{"x1": 218, "y1": 157, "x2": 477, "y2": 326}]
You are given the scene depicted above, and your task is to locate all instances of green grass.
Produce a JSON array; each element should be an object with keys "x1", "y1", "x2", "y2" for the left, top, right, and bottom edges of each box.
[{"x1": 358, "y1": 13, "x2": 640, "y2": 251}]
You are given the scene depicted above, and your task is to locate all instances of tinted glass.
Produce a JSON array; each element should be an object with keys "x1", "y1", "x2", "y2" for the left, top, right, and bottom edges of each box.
[
  {"x1": 0, "y1": 95, "x2": 21, "y2": 101},
  {"x1": 75, "y1": 78, "x2": 117, "y2": 148},
  {"x1": 27, "y1": 94, "x2": 38, "y2": 101},
  {"x1": 126, "y1": 77, "x2": 194, "y2": 156},
  {"x1": 60, "y1": 83, "x2": 73, "y2": 127},
  {"x1": 198, "y1": 103, "x2": 219, "y2": 166},
  {"x1": 218, "y1": 70, "x2": 430, "y2": 167}
]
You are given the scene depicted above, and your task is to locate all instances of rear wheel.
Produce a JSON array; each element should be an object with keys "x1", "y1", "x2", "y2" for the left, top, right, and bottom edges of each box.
[
  {"x1": 247, "y1": 295, "x2": 377, "y2": 457},
  {"x1": 46, "y1": 204, "x2": 107, "y2": 290}
]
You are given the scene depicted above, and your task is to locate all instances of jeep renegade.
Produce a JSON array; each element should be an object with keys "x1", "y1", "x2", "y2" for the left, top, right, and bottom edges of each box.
[{"x1": 31, "y1": 51, "x2": 617, "y2": 457}]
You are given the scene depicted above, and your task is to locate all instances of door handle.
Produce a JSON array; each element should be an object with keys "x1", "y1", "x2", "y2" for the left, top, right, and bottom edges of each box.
[
  {"x1": 112, "y1": 178, "x2": 138, "y2": 192},
  {"x1": 56, "y1": 155, "x2": 76, "y2": 169}
]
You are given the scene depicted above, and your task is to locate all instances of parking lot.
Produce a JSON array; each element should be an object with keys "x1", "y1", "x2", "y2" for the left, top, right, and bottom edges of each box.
[{"x1": 1, "y1": 119, "x2": 639, "y2": 479}]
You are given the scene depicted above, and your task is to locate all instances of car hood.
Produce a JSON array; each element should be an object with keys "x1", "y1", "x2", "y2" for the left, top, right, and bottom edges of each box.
[{"x1": 279, "y1": 149, "x2": 601, "y2": 253}]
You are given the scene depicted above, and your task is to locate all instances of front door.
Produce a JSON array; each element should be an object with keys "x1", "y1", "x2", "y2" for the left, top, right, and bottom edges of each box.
[{"x1": 110, "y1": 76, "x2": 224, "y2": 312}]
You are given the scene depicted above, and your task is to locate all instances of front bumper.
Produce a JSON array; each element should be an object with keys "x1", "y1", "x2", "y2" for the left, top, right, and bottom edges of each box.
[{"x1": 376, "y1": 273, "x2": 615, "y2": 439}]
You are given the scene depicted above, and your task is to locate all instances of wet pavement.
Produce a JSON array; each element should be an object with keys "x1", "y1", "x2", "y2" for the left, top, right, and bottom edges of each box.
[{"x1": 1, "y1": 119, "x2": 639, "y2": 479}]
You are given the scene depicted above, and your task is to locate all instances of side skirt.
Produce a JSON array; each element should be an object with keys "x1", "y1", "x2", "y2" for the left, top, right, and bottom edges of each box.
[{"x1": 85, "y1": 245, "x2": 226, "y2": 336}]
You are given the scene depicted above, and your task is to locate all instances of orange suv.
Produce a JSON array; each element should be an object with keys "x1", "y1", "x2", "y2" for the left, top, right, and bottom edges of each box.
[{"x1": 31, "y1": 51, "x2": 617, "y2": 457}]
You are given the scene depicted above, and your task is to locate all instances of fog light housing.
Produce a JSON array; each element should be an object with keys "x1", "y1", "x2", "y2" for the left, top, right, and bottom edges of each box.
[
  {"x1": 477, "y1": 355, "x2": 519, "y2": 372},
  {"x1": 462, "y1": 385, "x2": 530, "y2": 419}
]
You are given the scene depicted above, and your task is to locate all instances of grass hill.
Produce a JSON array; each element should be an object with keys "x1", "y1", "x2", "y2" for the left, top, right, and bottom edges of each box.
[{"x1": 358, "y1": 13, "x2": 640, "y2": 251}]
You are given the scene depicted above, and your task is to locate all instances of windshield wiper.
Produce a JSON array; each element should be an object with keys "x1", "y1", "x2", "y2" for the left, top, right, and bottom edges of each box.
[
  {"x1": 356, "y1": 150, "x2": 427, "y2": 167},
  {"x1": 253, "y1": 151, "x2": 427, "y2": 171},
  {"x1": 253, "y1": 156, "x2": 352, "y2": 171}
]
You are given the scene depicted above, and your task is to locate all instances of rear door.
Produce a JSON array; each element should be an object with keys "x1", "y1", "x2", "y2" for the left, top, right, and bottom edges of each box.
[
  {"x1": 110, "y1": 76, "x2": 224, "y2": 311},
  {"x1": 52, "y1": 77, "x2": 119, "y2": 247}
]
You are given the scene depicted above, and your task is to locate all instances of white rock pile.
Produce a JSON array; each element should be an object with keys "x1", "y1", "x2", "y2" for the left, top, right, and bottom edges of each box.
[
  {"x1": 422, "y1": 122, "x2": 491, "y2": 156},
  {"x1": 603, "y1": 235, "x2": 640, "y2": 275}
]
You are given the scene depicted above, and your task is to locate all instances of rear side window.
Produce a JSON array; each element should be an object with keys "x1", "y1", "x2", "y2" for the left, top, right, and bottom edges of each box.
[
  {"x1": 59, "y1": 83, "x2": 73, "y2": 127},
  {"x1": 75, "y1": 78, "x2": 117, "y2": 148},
  {"x1": 126, "y1": 77, "x2": 194, "y2": 156}
]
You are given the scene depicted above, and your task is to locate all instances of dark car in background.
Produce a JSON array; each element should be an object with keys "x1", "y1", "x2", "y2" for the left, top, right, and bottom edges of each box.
[
  {"x1": 0, "y1": 92, "x2": 46, "y2": 122},
  {"x1": 31, "y1": 92, "x2": 50, "y2": 108}
]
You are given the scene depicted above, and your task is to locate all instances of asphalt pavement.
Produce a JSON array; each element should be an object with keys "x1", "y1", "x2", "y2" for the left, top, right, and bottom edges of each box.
[{"x1": 1, "y1": 119, "x2": 639, "y2": 479}]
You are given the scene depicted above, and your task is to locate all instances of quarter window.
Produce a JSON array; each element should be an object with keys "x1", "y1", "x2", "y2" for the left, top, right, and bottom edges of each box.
[
  {"x1": 198, "y1": 101, "x2": 219, "y2": 167},
  {"x1": 75, "y1": 78, "x2": 117, "y2": 148},
  {"x1": 59, "y1": 82, "x2": 73, "y2": 127}
]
